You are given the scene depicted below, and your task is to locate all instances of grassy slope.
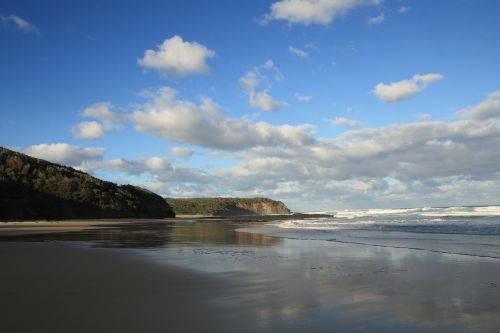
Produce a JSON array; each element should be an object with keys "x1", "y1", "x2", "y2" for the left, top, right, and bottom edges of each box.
[
  {"x1": 165, "y1": 197, "x2": 290, "y2": 216},
  {"x1": 0, "y1": 147, "x2": 175, "y2": 220}
]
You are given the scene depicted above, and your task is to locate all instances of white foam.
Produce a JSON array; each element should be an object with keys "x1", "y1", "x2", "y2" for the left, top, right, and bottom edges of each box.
[
  {"x1": 421, "y1": 206, "x2": 500, "y2": 217},
  {"x1": 333, "y1": 208, "x2": 423, "y2": 219},
  {"x1": 322, "y1": 205, "x2": 500, "y2": 219},
  {"x1": 277, "y1": 205, "x2": 500, "y2": 235}
]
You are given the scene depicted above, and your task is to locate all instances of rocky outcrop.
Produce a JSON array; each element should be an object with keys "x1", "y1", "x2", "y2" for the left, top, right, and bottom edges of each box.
[
  {"x1": 233, "y1": 199, "x2": 290, "y2": 215},
  {"x1": 0, "y1": 147, "x2": 175, "y2": 220},
  {"x1": 165, "y1": 197, "x2": 290, "y2": 216}
]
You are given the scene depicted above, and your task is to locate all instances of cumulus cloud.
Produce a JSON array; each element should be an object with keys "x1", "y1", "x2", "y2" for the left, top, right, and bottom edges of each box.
[
  {"x1": 138, "y1": 35, "x2": 215, "y2": 77},
  {"x1": 57, "y1": 87, "x2": 500, "y2": 210},
  {"x1": 81, "y1": 102, "x2": 125, "y2": 123},
  {"x1": 239, "y1": 60, "x2": 286, "y2": 112},
  {"x1": 131, "y1": 87, "x2": 314, "y2": 150},
  {"x1": 289, "y1": 45, "x2": 309, "y2": 58},
  {"x1": 456, "y1": 90, "x2": 500, "y2": 121},
  {"x1": 87, "y1": 156, "x2": 213, "y2": 196},
  {"x1": 262, "y1": 0, "x2": 382, "y2": 25},
  {"x1": 332, "y1": 116, "x2": 358, "y2": 128},
  {"x1": 99, "y1": 156, "x2": 174, "y2": 176},
  {"x1": 367, "y1": 13, "x2": 384, "y2": 25},
  {"x1": 249, "y1": 91, "x2": 286, "y2": 112},
  {"x1": 294, "y1": 93, "x2": 312, "y2": 102},
  {"x1": 209, "y1": 118, "x2": 500, "y2": 209},
  {"x1": 373, "y1": 73, "x2": 444, "y2": 102},
  {"x1": 170, "y1": 147, "x2": 194, "y2": 158},
  {"x1": 71, "y1": 102, "x2": 125, "y2": 139},
  {"x1": 55, "y1": 112, "x2": 500, "y2": 209},
  {"x1": 71, "y1": 121, "x2": 105, "y2": 139},
  {"x1": 1, "y1": 14, "x2": 39, "y2": 34},
  {"x1": 23, "y1": 143, "x2": 105, "y2": 168}
]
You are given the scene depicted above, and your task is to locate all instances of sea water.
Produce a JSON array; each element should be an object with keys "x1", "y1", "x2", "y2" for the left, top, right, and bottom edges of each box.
[
  {"x1": 244, "y1": 205, "x2": 500, "y2": 260},
  {"x1": 278, "y1": 205, "x2": 500, "y2": 235}
]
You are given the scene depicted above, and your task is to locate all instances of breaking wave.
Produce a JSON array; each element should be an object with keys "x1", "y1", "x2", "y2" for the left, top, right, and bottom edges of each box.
[{"x1": 277, "y1": 206, "x2": 500, "y2": 235}]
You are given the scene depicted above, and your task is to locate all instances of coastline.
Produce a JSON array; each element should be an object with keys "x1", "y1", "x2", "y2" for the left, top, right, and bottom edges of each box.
[
  {"x1": 0, "y1": 219, "x2": 175, "y2": 236},
  {"x1": 1, "y1": 218, "x2": 500, "y2": 332}
]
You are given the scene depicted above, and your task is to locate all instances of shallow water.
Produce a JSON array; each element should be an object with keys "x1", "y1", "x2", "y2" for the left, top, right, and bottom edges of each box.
[
  {"x1": 3, "y1": 218, "x2": 500, "y2": 332},
  {"x1": 145, "y1": 222, "x2": 500, "y2": 332}
]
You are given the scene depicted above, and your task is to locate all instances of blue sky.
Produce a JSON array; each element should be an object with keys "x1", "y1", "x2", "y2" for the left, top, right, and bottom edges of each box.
[{"x1": 1, "y1": 0, "x2": 500, "y2": 211}]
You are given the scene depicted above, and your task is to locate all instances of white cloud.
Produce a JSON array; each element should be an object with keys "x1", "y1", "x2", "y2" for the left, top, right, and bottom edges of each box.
[
  {"x1": 1, "y1": 15, "x2": 39, "y2": 34},
  {"x1": 239, "y1": 60, "x2": 286, "y2": 112},
  {"x1": 398, "y1": 6, "x2": 411, "y2": 14},
  {"x1": 54, "y1": 102, "x2": 500, "y2": 210},
  {"x1": 131, "y1": 87, "x2": 314, "y2": 150},
  {"x1": 249, "y1": 91, "x2": 286, "y2": 112},
  {"x1": 289, "y1": 45, "x2": 309, "y2": 58},
  {"x1": 138, "y1": 35, "x2": 215, "y2": 77},
  {"x1": 239, "y1": 60, "x2": 284, "y2": 91},
  {"x1": 210, "y1": 118, "x2": 500, "y2": 209},
  {"x1": 100, "y1": 156, "x2": 174, "y2": 176},
  {"x1": 71, "y1": 102, "x2": 125, "y2": 139},
  {"x1": 81, "y1": 102, "x2": 125, "y2": 123},
  {"x1": 332, "y1": 116, "x2": 358, "y2": 128},
  {"x1": 367, "y1": 13, "x2": 384, "y2": 25},
  {"x1": 50, "y1": 111, "x2": 500, "y2": 210},
  {"x1": 23, "y1": 143, "x2": 105, "y2": 168},
  {"x1": 170, "y1": 147, "x2": 194, "y2": 158},
  {"x1": 456, "y1": 90, "x2": 500, "y2": 121},
  {"x1": 417, "y1": 113, "x2": 432, "y2": 120},
  {"x1": 239, "y1": 70, "x2": 259, "y2": 93},
  {"x1": 294, "y1": 93, "x2": 312, "y2": 102},
  {"x1": 55, "y1": 87, "x2": 500, "y2": 210},
  {"x1": 262, "y1": 0, "x2": 382, "y2": 26},
  {"x1": 71, "y1": 121, "x2": 105, "y2": 140},
  {"x1": 373, "y1": 73, "x2": 444, "y2": 102}
]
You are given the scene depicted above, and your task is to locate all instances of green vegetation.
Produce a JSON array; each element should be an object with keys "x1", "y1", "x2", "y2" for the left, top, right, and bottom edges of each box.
[
  {"x1": 0, "y1": 147, "x2": 175, "y2": 220},
  {"x1": 165, "y1": 197, "x2": 290, "y2": 216}
]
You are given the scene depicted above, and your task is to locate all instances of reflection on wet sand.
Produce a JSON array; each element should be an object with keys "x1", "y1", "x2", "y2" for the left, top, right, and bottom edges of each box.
[
  {"x1": 234, "y1": 231, "x2": 277, "y2": 246},
  {"x1": 146, "y1": 224, "x2": 500, "y2": 332},
  {"x1": 0, "y1": 219, "x2": 281, "y2": 248},
  {"x1": 0, "y1": 221, "x2": 175, "y2": 248},
  {"x1": 169, "y1": 221, "x2": 280, "y2": 247},
  {"x1": 1, "y1": 219, "x2": 500, "y2": 332}
]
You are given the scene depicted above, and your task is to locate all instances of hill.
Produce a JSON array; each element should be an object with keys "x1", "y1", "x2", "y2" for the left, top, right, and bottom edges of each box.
[
  {"x1": 165, "y1": 197, "x2": 290, "y2": 216},
  {"x1": 0, "y1": 147, "x2": 175, "y2": 220}
]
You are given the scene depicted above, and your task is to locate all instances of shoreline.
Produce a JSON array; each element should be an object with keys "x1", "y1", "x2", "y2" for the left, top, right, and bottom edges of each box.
[
  {"x1": 0, "y1": 213, "x2": 332, "y2": 237},
  {"x1": 0, "y1": 218, "x2": 175, "y2": 236},
  {"x1": 1, "y1": 219, "x2": 500, "y2": 332}
]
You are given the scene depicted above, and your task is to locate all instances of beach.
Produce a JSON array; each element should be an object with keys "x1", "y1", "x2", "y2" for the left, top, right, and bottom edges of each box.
[{"x1": 1, "y1": 218, "x2": 500, "y2": 332}]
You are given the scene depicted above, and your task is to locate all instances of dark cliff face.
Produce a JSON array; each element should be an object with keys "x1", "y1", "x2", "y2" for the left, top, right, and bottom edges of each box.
[
  {"x1": 0, "y1": 147, "x2": 175, "y2": 220},
  {"x1": 165, "y1": 197, "x2": 291, "y2": 216}
]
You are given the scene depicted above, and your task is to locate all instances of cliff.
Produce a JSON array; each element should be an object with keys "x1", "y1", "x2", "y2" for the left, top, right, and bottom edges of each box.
[
  {"x1": 165, "y1": 197, "x2": 290, "y2": 216},
  {"x1": 0, "y1": 147, "x2": 175, "y2": 220}
]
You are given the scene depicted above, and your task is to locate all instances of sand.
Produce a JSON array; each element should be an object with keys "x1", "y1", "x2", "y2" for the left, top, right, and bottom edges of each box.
[
  {"x1": 0, "y1": 242, "x2": 244, "y2": 333},
  {"x1": 0, "y1": 219, "x2": 174, "y2": 235},
  {"x1": 1, "y1": 219, "x2": 500, "y2": 332}
]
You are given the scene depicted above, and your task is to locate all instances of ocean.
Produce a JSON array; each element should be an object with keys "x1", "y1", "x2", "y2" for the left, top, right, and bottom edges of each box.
[
  {"x1": 242, "y1": 205, "x2": 500, "y2": 260},
  {"x1": 279, "y1": 205, "x2": 500, "y2": 235}
]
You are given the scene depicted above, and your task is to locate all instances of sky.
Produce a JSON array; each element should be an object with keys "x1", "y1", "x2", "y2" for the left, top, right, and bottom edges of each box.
[{"x1": 1, "y1": 0, "x2": 500, "y2": 211}]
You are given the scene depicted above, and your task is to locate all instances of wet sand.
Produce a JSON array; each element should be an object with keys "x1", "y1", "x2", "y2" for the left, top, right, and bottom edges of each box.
[
  {"x1": 0, "y1": 219, "x2": 174, "y2": 236},
  {"x1": 0, "y1": 242, "x2": 245, "y2": 333},
  {"x1": 1, "y1": 219, "x2": 500, "y2": 332}
]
